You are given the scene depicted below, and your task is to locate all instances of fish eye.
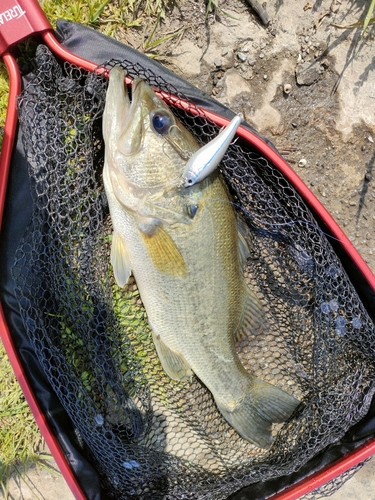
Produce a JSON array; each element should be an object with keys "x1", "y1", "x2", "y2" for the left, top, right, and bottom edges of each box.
[{"x1": 150, "y1": 111, "x2": 171, "y2": 135}]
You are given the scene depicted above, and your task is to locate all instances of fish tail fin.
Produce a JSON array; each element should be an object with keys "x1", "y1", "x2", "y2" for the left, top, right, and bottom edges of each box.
[{"x1": 217, "y1": 379, "x2": 299, "y2": 448}]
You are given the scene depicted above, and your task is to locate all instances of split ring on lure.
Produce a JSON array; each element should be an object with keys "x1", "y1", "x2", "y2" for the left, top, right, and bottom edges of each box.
[
  {"x1": 183, "y1": 113, "x2": 243, "y2": 188},
  {"x1": 163, "y1": 125, "x2": 192, "y2": 160}
]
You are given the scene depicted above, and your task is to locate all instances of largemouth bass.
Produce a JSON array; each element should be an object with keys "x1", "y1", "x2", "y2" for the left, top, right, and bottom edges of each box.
[{"x1": 102, "y1": 67, "x2": 299, "y2": 448}]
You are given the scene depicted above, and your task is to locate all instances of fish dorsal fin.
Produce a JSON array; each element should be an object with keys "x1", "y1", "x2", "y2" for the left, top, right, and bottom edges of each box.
[
  {"x1": 237, "y1": 215, "x2": 253, "y2": 267},
  {"x1": 139, "y1": 224, "x2": 187, "y2": 277},
  {"x1": 111, "y1": 231, "x2": 132, "y2": 288},
  {"x1": 235, "y1": 286, "x2": 265, "y2": 343},
  {"x1": 152, "y1": 332, "x2": 193, "y2": 381}
]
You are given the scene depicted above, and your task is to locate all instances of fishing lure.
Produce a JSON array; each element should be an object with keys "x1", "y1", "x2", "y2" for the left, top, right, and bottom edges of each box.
[{"x1": 182, "y1": 114, "x2": 243, "y2": 188}]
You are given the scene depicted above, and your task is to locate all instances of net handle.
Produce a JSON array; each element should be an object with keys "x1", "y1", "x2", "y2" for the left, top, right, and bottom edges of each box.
[{"x1": 0, "y1": 0, "x2": 51, "y2": 57}]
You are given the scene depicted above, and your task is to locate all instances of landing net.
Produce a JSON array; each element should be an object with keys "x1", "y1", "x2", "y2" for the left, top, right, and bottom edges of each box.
[{"x1": 13, "y1": 45, "x2": 375, "y2": 499}]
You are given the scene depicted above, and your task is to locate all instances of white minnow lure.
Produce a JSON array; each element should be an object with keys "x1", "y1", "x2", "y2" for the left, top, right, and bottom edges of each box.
[{"x1": 183, "y1": 113, "x2": 243, "y2": 188}]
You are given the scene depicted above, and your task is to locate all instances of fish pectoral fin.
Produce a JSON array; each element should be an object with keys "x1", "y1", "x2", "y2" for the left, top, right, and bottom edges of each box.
[
  {"x1": 217, "y1": 378, "x2": 299, "y2": 448},
  {"x1": 152, "y1": 332, "x2": 192, "y2": 381},
  {"x1": 110, "y1": 231, "x2": 132, "y2": 287},
  {"x1": 139, "y1": 224, "x2": 187, "y2": 277},
  {"x1": 235, "y1": 286, "x2": 265, "y2": 343}
]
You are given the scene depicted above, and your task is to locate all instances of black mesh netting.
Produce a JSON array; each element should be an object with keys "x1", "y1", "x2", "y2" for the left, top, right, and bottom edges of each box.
[{"x1": 12, "y1": 44, "x2": 375, "y2": 499}]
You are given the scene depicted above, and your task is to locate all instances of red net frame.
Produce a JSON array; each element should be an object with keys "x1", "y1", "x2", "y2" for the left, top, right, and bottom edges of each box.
[{"x1": 1, "y1": 2, "x2": 375, "y2": 499}]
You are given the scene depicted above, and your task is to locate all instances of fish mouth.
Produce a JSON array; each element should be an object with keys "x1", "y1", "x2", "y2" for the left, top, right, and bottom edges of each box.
[
  {"x1": 129, "y1": 77, "x2": 158, "y2": 114},
  {"x1": 116, "y1": 77, "x2": 155, "y2": 157},
  {"x1": 119, "y1": 77, "x2": 158, "y2": 143},
  {"x1": 130, "y1": 78, "x2": 143, "y2": 104},
  {"x1": 122, "y1": 77, "x2": 143, "y2": 126}
]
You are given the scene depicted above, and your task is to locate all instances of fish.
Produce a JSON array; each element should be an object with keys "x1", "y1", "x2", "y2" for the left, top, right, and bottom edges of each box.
[{"x1": 102, "y1": 67, "x2": 299, "y2": 448}]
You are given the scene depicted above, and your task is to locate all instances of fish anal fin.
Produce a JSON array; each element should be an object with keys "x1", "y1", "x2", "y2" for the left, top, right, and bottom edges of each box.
[
  {"x1": 140, "y1": 224, "x2": 187, "y2": 277},
  {"x1": 111, "y1": 231, "x2": 132, "y2": 288},
  {"x1": 152, "y1": 332, "x2": 193, "y2": 381},
  {"x1": 235, "y1": 285, "x2": 265, "y2": 343}
]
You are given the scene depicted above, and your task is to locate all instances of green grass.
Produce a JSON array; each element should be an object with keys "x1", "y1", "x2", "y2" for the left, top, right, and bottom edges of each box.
[
  {"x1": 40, "y1": 0, "x2": 173, "y2": 34},
  {"x1": 361, "y1": 0, "x2": 375, "y2": 36}
]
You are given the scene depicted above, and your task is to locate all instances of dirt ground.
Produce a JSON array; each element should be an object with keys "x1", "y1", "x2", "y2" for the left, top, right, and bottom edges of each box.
[{"x1": 3, "y1": 0, "x2": 375, "y2": 498}]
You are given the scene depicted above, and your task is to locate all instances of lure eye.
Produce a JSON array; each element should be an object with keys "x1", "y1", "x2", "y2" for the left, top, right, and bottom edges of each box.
[{"x1": 151, "y1": 111, "x2": 171, "y2": 135}]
